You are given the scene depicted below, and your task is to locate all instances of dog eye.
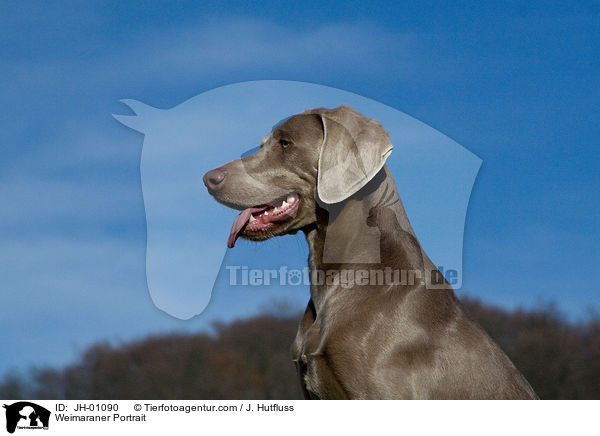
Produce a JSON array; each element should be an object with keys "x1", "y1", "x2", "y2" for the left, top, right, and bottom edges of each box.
[{"x1": 278, "y1": 139, "x2": 290, "y2": 148}]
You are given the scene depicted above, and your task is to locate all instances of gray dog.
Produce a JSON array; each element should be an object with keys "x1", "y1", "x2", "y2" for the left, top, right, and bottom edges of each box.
[{"x1": 204, "y1": 105, "x2": 537, "y2": 399}]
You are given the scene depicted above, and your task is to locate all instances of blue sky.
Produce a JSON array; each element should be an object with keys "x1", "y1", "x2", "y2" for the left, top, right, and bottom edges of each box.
[{"x1": 1, "y1": 1, "x2": 598, "y2": 376}]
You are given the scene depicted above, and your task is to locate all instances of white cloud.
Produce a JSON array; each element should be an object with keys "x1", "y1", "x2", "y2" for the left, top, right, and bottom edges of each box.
[
  {"x1": 3, "y1": 19, "x2": 417, "y2": 98},
  {"x1": 0, "y1": 174, "x2": 141, "y2": 232}
]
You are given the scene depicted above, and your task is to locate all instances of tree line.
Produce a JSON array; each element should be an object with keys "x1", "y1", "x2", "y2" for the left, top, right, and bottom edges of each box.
[{"x1": 1, "y1": 297, "x2": 598, "y2": 399}]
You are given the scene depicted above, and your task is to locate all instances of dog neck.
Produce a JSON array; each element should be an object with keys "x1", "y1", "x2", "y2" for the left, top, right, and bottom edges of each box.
[{"x1": 303, "y1": 166, "x2": 445, "y2": 311}]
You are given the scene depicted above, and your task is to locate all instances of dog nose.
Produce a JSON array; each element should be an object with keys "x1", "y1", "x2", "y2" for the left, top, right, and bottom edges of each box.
[{"x1": 203, "y1": 168, "x2": 226, "y2": 191}]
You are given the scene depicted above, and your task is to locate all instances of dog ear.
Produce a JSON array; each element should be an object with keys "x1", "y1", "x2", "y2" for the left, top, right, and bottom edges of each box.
[{"x1": 309, "y1": 105, "x2": 393, "y2": 204}]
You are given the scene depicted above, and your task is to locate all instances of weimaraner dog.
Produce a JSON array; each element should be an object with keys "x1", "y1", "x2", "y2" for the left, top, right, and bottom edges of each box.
[{"x1": 204, "y1": 105, "x2": 537, "y2": 399}]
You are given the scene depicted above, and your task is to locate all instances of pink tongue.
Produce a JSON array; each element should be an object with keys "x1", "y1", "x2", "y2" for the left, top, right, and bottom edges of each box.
[{"x1": 227, "y1": 207, "x2": 267, "y2": 248}]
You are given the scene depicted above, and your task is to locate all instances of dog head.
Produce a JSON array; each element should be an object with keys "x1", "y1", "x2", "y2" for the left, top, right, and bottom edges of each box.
[{"x1": 204, "y1": 105, "x2": 393, "y2": 247}]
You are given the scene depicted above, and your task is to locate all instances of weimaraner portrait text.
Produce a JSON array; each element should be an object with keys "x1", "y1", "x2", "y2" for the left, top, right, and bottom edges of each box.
[{"x1": 204, "y1": 105, "x2": 537, "y2": 399}]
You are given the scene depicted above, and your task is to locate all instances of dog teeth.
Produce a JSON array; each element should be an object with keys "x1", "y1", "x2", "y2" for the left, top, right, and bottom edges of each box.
[
  {"x1": 287, "y1": 195, "x2": 296, "y2": 203},
  {"x1": 264, "y1": 211, "x2": 269, "y2": 216},
  {"x1": 281, "y1": 200, "x2": 288, "y2": 207},
  {"x1": 249, "y1": 214, "x2": 256, "y2": 222}
]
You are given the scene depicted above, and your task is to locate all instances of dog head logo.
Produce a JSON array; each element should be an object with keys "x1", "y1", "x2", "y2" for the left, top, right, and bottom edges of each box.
[
  {"x1": 3, "y1": 402, "x2": 50, "y2": 433},
  {"x1": 114, "y1": 81, "x2": 481, "y2": 319}
]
